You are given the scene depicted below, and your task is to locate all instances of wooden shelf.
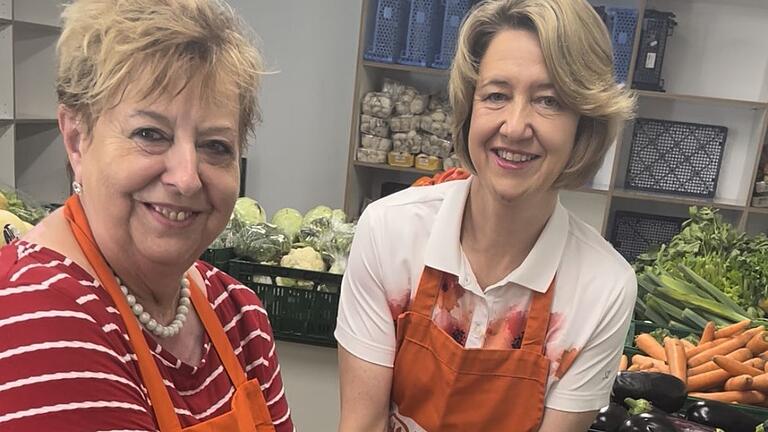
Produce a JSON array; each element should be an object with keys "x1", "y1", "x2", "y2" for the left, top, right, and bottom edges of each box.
[
  {"x1": 362, "y1": 60, "x2": 448, "y2": 77},
  {"x1": 15, "y1": 118, "x2": 57, "y2": 124},
  {"x1": 353, "y1": 160, "x2": 437, "y2": 176},
  {"x1": 748, "y1": 207, "x2": 768, "y2": 215},
  {"x1": 565, "y1": 185, "x2": 609, "y2": 196},
  {"x1": 13, "y1": 20, "x2": 61, "y2": 32},
  {"x1": 612, "y1": 188, "x2": 745, "y2": 210},
  {"x1": 636, "y1": 90, "x2": 768, "y2": 110}
]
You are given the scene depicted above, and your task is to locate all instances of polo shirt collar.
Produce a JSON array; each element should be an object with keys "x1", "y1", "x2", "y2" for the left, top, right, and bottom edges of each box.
[{"x1": 423, "y1": 178, "x2": 569, "y2": 293}]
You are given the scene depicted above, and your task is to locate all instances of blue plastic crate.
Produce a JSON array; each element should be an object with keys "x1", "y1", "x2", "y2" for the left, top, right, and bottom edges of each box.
[
  {"x1": 431, "y1": 0, "x2": 472, "y2": 69},
  {"x1": 398, "y1": 0, "x2": 445, "y2": 67},
  {"x1": 364, "y1": 0, "x2": 409, "y2": 63},
  {"x1": 606, "y1": 7, "x2": 638, "y2": 84}
]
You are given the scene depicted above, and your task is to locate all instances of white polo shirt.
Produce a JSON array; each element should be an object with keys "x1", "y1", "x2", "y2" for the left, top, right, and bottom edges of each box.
[{"x1": 335, "y1": 177, "x2": 636, "y2": 414}]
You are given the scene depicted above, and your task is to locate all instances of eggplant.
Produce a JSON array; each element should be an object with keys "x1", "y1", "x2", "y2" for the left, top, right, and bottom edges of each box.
[
  {"x1": 591, "y1": 402, "x2": 630, "y2": 432},
  {"x1": 612, "y1": 371, "x2": 687, "y2": 413},
  {"x1": 624, "y1": 398, "x2": 675, "y2": 416},
  {"x1": 685, "y1": 400, "x2": 761, "y2": 432},
  {"x1": 618, "y1": 413, "x2": 723, "y2": 432}
]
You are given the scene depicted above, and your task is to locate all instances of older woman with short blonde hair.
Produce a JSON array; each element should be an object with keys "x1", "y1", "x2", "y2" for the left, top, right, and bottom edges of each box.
[
  {"x1": 336, "y1": 0, "x2": 636, "y2": 431},
  {"x1": 0, "y1": 1, "x2": 293, "y2": 431}
]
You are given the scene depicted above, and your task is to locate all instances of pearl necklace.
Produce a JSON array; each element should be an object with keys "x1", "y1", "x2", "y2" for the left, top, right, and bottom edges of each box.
[{"x1": 116, "y1": 276, "x2": 192, "y2": 338}]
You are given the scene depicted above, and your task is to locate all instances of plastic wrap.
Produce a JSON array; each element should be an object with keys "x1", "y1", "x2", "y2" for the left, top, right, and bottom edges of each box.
[
  {"x1": 360, "y1": 114, "x2": 390, "y2": 137},
  {"x1": 232, "y1": 222, "x2": 291, "y2": 264},
  {"x1": 442, "y1": 153, "x2": 462, "y2": 170},
  {"x1": 420, "y1": 110, "x2": 452, "y2": 139},
  {"x1": 390, "y1": 115, "x2": 421, "y2": 132},
  {"x1": 422, "y1": 134, "x2": 453, "y2": 159},
  {"x1": 362, "y1": 92, "x2": 394, "y2": 118},
  {"x1": 357, "y1": 147, "x2": 387, "y2": 164},
  {"x1": 392, "y1": 130, "x2": 426, "y2": 154},
  {"x1": 395, "y1": 86, "x2": 428, "y2": 115},
  {"x1": 360, "y1": 134, "x2": 393, "y2": 152}
]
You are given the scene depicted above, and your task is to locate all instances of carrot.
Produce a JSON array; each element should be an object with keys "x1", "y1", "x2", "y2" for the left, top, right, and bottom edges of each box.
[
  {"x1": 687, "y1": 348, "x2": 753, "y2": 376},
  {"x1": 632, "y1": 354, "x2": 667, "y2": 370},
  {"x1": 680, "y1": 339, "x2": 696, "y2": 351},
  {"x1": 688, "y1": 328, "x2": 762, "y2": 368},
  {"x1": 747, "y1": 331, "x2": 768, "y2": 355},
  {"x1": 746, "y1": 358, "x2": 766, "y2": 371},
  {"x1": 686, "y1": 339, "x2": 728, "y2": 357},
  {"x1": 712, "y1": 355, "x2": 764, "y2": 377},
  {"x1": 688, "y1": 390, "x2": 766, "y2": 404},
  {"x1": 620, "y1": 354, "x2": 628, "y2": 371},
  {"x1": 700, "y1": 321, "x2": 716, "y2": 344},
  {"x1": 635, "y1": 334, "x2": 667, "y2": 361},
  {"x1": 665, "y1": 339, "x2": 687, "y2": 385},
  {"x1": 724, "y1": 374, "x2": 754, "y2": 391},
  {"x1": 714, "y1": 320, "x2": 751, "y2": 339},
  {"x1": 687, "y1": 369, "x2": 730, "y2": 392},
  {"x1": 751, "y1": 373, "x2": 768, "y2": 392}
]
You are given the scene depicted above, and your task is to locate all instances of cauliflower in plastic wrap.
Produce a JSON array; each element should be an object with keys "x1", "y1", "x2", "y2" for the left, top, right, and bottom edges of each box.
[
  {"x1": 271, "y1": 208, "x2": 303, "y2": 242},
  {"x1": 232, "y1": 222, "x2": 291, "y2": 264},
  {"x1": 276, "y1": 246, "x2": 326, "y2": 288}
]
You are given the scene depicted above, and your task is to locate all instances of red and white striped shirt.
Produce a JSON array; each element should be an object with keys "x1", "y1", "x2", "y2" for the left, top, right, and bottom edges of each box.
[{"x1": 0, "y1": 240, "x2": 294, "y2": 432}]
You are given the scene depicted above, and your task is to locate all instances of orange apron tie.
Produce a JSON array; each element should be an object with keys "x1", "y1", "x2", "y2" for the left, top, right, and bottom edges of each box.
[
  {"x1": 391, "y1": 266, "x2": 555, "y2": 431},
  {"x1": 63, "y1": 196, "x2": 275, "y2": 431}
]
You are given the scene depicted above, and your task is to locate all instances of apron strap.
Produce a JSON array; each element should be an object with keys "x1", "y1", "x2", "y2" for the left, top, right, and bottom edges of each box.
[
  {"x1": 63, "y1": 196, "x2": 183, "y2": 432},
  {"x1": 520, "y1": 277, "x2": 556, "y2": 353},
  {"x1": 408, "y1": 266, "x2": 445, "y2": 317},
  {"x1": 188, "y1": 279, "x2": 247, "y2": 387}
]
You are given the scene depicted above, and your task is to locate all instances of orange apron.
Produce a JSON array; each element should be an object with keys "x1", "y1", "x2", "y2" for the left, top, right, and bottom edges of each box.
[
  {"x1": 63, "y1": 196, "x2": 275, "y2": 432},
  {"x1": 390, "y1": 266, "x2": 555, "y2": 432}
]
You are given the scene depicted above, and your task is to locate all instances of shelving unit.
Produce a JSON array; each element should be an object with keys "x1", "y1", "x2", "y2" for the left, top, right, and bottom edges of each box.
[
  {"x1": 0, "y1": 0, "x2": 65, "y2": 204},
  {"x1": 343, "y1": 0, "x2": 768, "y2": 242}
]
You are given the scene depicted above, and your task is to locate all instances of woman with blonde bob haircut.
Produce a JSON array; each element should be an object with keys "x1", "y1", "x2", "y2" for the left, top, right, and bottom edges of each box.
[
  {"x1": 0, "y1": 1, "x2": 294, "y2": 431},
  {"x1": 336, "y1": 0, "x2": 636, "y2": 431}
]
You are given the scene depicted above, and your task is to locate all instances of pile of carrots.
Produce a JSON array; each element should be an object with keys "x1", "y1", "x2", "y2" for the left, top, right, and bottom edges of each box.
[{"x1": 624, "y1": 320, "x2": 768, "y2": 405}]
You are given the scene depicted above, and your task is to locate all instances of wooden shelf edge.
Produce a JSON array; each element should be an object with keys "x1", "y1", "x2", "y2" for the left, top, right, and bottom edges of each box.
[
  {"x1": 12, "y1": 20, "x2": 61, "y2": 32},
  {"x1": 636, "y1": 90, "x2": 768, "y2": 110},
  {"x1": 15, "y1": 118, "x2": 58, "y2": 125},
  {"x1": 748, "y1": 207, "x2": 768, "y2": 215},
  {"x1": 353, "y1": 160, "x2": 438, "y2": 176},
  {"x1": 564, "y1": 186, "x2": 609, "y2": 196},
  {"x1": 362, "y1": 60, "x2": 449, "y2": 77},
  {"x1": 612, "y1": 188, "x2": 745, "y2": 210}
]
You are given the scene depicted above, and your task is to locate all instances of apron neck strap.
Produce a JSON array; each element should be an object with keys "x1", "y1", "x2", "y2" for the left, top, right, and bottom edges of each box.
[
  {"x1": 520, "y1": 278, "x2": 556, "y2": 353},
  {"x1": 409, "y1": 266, "x2": 445, "y2": 317},
  {"x1": 63, "y1": 195, "x2": 184, "y2": 431},
  {"x1": 188, "y1": 281, "x2": 247, "y2": 387}
]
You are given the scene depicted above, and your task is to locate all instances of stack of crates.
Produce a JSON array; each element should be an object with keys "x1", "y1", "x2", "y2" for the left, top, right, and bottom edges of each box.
[
  {"x1": 363, "y1": 0, "x2": 474, "y2": 69},
  {"x1": 594, "y1": 5, "x2": 638, "y2": 84}
]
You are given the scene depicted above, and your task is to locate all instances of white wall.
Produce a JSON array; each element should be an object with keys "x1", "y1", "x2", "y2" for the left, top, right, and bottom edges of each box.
[{"x1": 227, "y1": 1, "x2": 363, "y2": 216}]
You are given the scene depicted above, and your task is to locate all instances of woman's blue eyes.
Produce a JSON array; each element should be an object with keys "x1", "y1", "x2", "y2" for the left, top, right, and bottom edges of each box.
[{"x1": 483, "y1": 93, "x2": 562, "y2": 110}]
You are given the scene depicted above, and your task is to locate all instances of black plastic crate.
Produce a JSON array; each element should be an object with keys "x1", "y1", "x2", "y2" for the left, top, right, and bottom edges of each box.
[
  {"x1": 200, "y1": 247, "x2": 234, "y2": 273},
  {"x1": 610, "y1": 211, "x2": 686, "y2": 263},
  {"x1": 228, "y1": 259, "x2": 342, "y2": 347},
  {"x1": 632, "y1": 9, "x2": 677, "y2": 92},
  {"x1": 625, "y1": 118, "x2": 728, "y2": 198}
]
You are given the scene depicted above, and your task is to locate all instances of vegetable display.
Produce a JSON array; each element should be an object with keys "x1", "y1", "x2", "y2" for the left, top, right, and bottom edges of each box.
[{"x1": 635, "y1": 207, "x2": 768, "y2": 329}]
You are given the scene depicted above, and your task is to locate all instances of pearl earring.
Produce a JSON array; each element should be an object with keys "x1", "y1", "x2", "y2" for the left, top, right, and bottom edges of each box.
[{"x1": 72, "y1": 181, "x2": 82, "y2": 195}]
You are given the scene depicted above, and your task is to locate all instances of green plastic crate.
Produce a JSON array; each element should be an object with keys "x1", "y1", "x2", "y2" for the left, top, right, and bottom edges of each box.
[
  {"x1": 200, "y1": 247, "x2": 234, "y2": 273},
  {"x1": 228, "y1": 259, "x2": 342, "y2": 347}
]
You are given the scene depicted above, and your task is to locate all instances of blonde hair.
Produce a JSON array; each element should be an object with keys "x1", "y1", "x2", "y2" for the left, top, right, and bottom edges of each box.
[
  {"x1": 56, "y1": 0, "x2": 264, "y2": 151},
  {"x1": 450, "y1": 0, "x2": 636, "y2": 188}
]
